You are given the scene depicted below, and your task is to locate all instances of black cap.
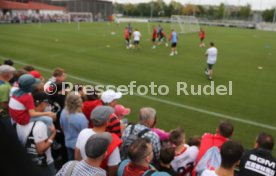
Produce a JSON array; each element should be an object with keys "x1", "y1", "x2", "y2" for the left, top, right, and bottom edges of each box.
[{"x1": 33, "y1": 92, "x2": 49, "y2": 105}]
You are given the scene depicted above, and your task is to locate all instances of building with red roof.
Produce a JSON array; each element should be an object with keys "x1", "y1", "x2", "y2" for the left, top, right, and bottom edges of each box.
[{"x1": 0, "y1": 1, "x2": 65, "y2": 11}]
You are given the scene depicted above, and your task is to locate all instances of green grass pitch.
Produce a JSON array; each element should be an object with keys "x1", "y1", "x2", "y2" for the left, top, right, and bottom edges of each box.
[{"x1": 0, "y1": 22, "x2": 275, "y2": 154}]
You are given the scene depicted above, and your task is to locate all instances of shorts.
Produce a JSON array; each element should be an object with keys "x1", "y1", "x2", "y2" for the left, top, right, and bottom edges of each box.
[
  {"x1": 133, "y1": 40, "x2": 139, "y2": 45},
  {"x1": 152, "y1": 37, "x2": 157, "y2": 42},
  {"x1": 171, "y1": 43, "x2": 177, "y2": 47},
  {"x1": 207, "y1": 64, "x2": 214, "y2": 70},
  {"x1": 200, "y1": 38, "x2": 205, "y2": 42},
  {"x1": 125, "y1": 38, "x2": 129, "y2": 42}
]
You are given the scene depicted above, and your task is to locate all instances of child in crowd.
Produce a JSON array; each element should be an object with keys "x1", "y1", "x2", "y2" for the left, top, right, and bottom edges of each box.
[{"x1": 9, "y1": 74, "x2": 56, "y2": 128}]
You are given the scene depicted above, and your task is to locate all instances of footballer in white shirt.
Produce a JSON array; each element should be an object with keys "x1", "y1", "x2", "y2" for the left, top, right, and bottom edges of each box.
[
  {"x1": 205, "y1": 42, "x2": 218, "y2": 80},
  {"x1": 132, "y1": 29, "x2": 141, "y2": 49}
]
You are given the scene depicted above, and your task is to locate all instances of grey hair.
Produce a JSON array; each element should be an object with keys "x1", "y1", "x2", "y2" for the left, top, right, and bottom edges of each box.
[
  {"x1": 65, "y1": 92, "x2": 83, "y2": 114},
  {"x1": 139, "y1": 107, "x2": 156, "y2": 123}
]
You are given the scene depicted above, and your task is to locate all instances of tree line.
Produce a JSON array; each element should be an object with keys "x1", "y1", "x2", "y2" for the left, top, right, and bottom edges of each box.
[{"x1": 114, "y1": 0, "x2": 276, "y2": 22}]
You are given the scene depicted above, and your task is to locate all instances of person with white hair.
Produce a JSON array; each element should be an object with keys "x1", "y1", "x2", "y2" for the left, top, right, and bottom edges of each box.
[
  {"x1": 121, "y1": 107, "x2": 161, "y2": 161},
  {"x1": 0, "y1": 65, "x2": 15, "y2": 119}
]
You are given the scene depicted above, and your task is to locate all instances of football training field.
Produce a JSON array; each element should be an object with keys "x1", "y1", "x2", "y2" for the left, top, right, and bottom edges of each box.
[{"x1": 0, "y1": 22, "x2": 275, "y2": 153}]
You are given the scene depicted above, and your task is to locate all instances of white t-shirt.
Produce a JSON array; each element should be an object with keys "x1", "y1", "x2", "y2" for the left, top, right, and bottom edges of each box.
[
  {"x1": 133, "y1": 31, "x2": 141, "y2": 41},
  {"x1": 201, "y1": 170, "x2": 218, "y2": 176},
  {"x1": 171, "y1": 145, "x2": 199, "y2": 175},
  {"x1": 206, "y1": 47, "x2": 218, "y2": 64},
  {"x1": 75, "y1": 128, "x2": 121, "y2": 166},
  {"x1": 16, "y1": 121, "x2": 53, "y2": 164}
]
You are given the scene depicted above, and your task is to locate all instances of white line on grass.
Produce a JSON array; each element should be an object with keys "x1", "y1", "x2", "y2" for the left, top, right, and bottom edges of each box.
[{"x1": 1, "y1": 56, "x2": 275, "y2": 131}]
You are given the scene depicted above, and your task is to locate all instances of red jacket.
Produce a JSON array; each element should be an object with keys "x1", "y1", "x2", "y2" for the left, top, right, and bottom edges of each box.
[
  {"x1": 192, "y1": 133, "x2": 228, "y2": 176},
  {"x1": 101, "y1": 133, "x2": 122, "y2": 169},
  {"x1": 82, "y1": 99, "x2": 103, "y2": 128}
]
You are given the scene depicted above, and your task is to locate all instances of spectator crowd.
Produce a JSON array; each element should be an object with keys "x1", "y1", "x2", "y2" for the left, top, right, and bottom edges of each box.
[
  {"x1": 0, "y1": 59, "x2": 275, "y2": 176},
  {"x1": 0, "y1": 13, "x2": 68, "y2": 24}
]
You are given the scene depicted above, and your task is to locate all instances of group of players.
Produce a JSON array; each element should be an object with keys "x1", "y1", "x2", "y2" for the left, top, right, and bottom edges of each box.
[
  {"x1": 123, "y1": 23, "x2": 217, "y2": 80},
  {"x1": 123, "y1": 24, "x2": 177, "y2": 56}
]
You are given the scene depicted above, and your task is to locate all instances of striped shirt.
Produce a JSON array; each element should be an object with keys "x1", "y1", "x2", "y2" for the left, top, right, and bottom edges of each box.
[
  {"x1": 107, "y1": 113, "x2": 121, "y2": 138},
  {"x1": 56, "y1": 160, "x2": 106, "y2": 176}
]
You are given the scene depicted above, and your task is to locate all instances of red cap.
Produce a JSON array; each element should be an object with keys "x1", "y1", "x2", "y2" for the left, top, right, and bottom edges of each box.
[
  {"x1": 114, "y1": 104, "x2": 130, "y2": 117},
  {"x1": 29, "y1": 70, "x2": 41, "y2": 79}
]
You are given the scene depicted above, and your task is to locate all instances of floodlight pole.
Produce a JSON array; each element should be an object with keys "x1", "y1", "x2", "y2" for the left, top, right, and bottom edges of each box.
[
  {"x1": 259, "y1": 0, "x2": 262, "y2": 11},
  {"x1": 150, "y1": 0, "x2": 153, "y2": 21},
  {"x1": 273, "y1": 7, "x2": 276, "y2": 23},
  {"x1": 193, "y1": 0, "x2": 196, "y2": 17}
]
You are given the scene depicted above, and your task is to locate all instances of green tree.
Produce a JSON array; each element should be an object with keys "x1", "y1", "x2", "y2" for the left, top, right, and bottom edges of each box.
[
  {"x1": 240, "y1": 4, "x2": 251, "y2": 19},
  {"x1": 181, "y1": 4, "x2": 199, "y2": 16},
  {"x1": 123, "y1": 3, "x2": 136, "y2": 16},
  {"x1": 113, "y1": 3, "x2": 124, "y2": 14},
  {"x1": 197, "y1": 5, "x2": 206, "y2": 17},
  {"x1": 136, "y1": 3, "x2": 150, "y2": 17},
  {"x1": 207, "y1": 7, "x2": 215, "y2": 19},
  {"x1": 262, "y1": 8, "x2": 274, "y2": 22},
  {"x1": 217, "y1": 3, "x2": 225, "y2": 19},
  {"x1": 170, "y1": 1, "x2": 183, "y2": 15},
  {"x1": 164, "y1": 3, "x2": 173, "y2": 17}
]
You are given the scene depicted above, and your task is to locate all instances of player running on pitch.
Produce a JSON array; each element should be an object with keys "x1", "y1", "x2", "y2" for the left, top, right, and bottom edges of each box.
[
  {"x1": 152, "y1": 26, "x2": 158, "y2": 49},
  {"x1": 158, "y1": 29, "x2": 168, "y2": 47},
  {"x1": 124, "y1": 27, "x2": 130, "y2": 49},
  {"x1": 168, "y1": 29, "x2": 178, "y2": 56},
  {"x1": 132, "y1": 29, "x2": 141, "y2": 49},
  {"x1": 205, "y1": 42, "x2": 218, "y2": 80},
  {"x1": 199, "y1": 27, "x2": 206, "y2": 47}
]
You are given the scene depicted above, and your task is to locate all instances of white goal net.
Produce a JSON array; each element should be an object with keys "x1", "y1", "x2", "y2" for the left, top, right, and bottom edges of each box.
[
  {"x1": 68, "y1": 12, "x2": 93, "y2": 23},
  {"x1": 171, "y1": 15, "x2": 200, "y2": 34}
]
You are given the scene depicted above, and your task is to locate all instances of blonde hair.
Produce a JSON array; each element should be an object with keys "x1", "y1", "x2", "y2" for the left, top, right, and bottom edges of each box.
[{"x1": 65, "y1": 92, "x2": 83, "y2": 114}]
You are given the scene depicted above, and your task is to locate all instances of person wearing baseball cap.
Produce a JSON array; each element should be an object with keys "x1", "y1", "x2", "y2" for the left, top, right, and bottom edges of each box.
[
  {"x1": 29, "y1": 70, "x2": 45, "y2": 83},
  {"x1": 75, "y1": 106, "x2": 122, "y2": 176},
  {"x1": 101, "y1": 89, "x2": 122, "y2": 107},
  {"x1": 57, "y1": 133, "x2": 111, "y2": 176},
  {"x1": 114, "y1": 104, "x2": 131, "y2": 120},
  {"x1": 0, "y1": 64, "x2": 16, "y2": 119},
  {"x1": 33, "y1": 92, "x2": 49, "y2": 109},
  {"x1": 101, "y1": 90, "x2": 123, "y2": 138},
  {"x1": 9, "y1": 74, "x2": 56, "y2": 126},
  {"x1": 115, "y1": 104, "x2": 131, "y2": 134}
]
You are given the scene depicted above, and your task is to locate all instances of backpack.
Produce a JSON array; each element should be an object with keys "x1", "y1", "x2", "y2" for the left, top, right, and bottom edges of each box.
[
  {"x1": 195, "y1": 146, "x2": 221, "y2": 176},
  {"x1": 24, "y1": 122, "x2": 48, "y2": 167},
  {"x1": 117, "y1": 159, "x2": 170, "y2": 176},
  {"x1": 120, "y1": 124, "x2": 150, "y2": 160}
]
